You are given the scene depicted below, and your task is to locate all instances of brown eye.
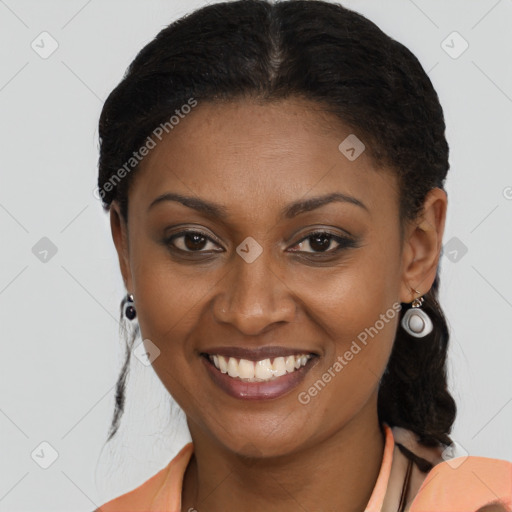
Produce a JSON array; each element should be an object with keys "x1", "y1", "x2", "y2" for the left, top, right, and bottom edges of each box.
[
  {"x1": 166, "y1": 230, "x2": 221, "y2": 253},
  {"x1": 307, "y1": 233, "x2": 334, "y2": 252},
  {"x1": 289, "y1": 231, "x2": 357, "y2": 254}
]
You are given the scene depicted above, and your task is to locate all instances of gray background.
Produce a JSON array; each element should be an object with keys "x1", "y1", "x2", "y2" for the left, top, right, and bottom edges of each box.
[{"x1": 0, "y1": 0, "x2": 511, "y2": 510}]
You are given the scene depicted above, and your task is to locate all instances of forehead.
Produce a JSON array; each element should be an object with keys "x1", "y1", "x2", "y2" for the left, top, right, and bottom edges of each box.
[{"x1": 128, "y1": 97, "x2": 399, "y2": 220}]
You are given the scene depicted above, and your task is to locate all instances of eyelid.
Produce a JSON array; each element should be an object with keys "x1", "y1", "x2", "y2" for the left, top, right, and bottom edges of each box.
[{"x1": 292, "y1": 228, "x2": 353, "y2": 243}]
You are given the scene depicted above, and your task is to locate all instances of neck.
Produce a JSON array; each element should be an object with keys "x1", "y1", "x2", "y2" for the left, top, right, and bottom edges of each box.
[{"x1": 181, "y1": 396, "x2": 386, "y2": 512}]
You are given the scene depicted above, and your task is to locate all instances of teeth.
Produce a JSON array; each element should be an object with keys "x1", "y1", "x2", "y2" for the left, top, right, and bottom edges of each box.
[
  {"x1": 218, "y1": 356, "x2": 228, "y2": 374},
  {"x1": 255, "y1": 358, "x2": 273, "y2": 379},
  {"x1": 209, "y1": 353, "x2": 313, "y2": 382},
  {"x1": 285, "y1": 355, "x2": 295, "y2": 372},
  {"x1": 238, "y1": 358, "x2": 255, "y2": 379},
  {"x1": 273, "y1": 357, "x2": 287, "y2": 377},
  {"x1": 227, "y1": 357, "x2": 239, "y2": 378}
]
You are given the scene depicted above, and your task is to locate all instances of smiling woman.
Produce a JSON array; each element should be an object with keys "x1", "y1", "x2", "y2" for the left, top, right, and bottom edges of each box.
[{"x1": 95, "y1": 1, "x2": 512, "y2": 511}]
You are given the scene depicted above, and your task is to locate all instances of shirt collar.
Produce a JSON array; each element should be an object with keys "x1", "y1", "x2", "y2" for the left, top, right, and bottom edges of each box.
[{"x1": 150, "y1": 422, "x2": 395, "y2": 512}]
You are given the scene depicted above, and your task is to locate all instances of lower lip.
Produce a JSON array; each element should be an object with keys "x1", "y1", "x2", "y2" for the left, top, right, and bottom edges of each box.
[{"x1": 201, "y1": 355, "x2": 317, "y2": 400}]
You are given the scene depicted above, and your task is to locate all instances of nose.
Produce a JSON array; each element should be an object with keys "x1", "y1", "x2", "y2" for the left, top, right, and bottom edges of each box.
[{"x1": 212, "y1": 247, "x2": 297, "y2": 335}]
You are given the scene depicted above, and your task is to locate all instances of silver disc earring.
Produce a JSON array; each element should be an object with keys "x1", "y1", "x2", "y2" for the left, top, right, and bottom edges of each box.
[
  {"x1": 401, "y1": 289, "x2": 433, "y2": 338},
  {"x1": 122, "y1": 293, "x2": 137, "y2": 320}
]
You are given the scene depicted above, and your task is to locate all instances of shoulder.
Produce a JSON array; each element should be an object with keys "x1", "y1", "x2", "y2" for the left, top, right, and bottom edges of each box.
[
  {"x1": 389, "y1": 425, "x2": 512, "y2": 511},
  {"x1": 95, "y1": 442, "x2": 194, "y2": 512},
  {"x1": 95, "y1": 465, "x2": 170, "y2": 512},
  {"x1": 410, "y1": 454, "x2": 512, "y2": 511}
]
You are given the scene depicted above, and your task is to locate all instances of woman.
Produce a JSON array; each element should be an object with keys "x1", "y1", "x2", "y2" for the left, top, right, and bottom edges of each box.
[{"x1": 95, "y1": 0, "x2": 512, "y2": 510}]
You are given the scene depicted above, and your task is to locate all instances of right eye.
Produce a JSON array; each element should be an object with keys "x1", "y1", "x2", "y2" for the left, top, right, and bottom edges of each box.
[{"x1": 165, "y1": 230, "x2": 223, "y2": 253}]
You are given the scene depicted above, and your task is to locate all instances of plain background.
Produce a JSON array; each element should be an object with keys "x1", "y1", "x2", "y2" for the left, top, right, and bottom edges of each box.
[{"x1": 0, "y1": 0, "x2": 511, "y2": 510}]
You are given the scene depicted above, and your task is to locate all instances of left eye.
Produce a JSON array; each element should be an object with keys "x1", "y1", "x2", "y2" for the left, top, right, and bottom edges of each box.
[{"x1": 289, "y1": 231, "x2": 354, "y2": 254}]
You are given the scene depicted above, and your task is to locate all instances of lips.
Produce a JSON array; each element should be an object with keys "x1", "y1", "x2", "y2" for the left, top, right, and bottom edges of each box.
[{"x1": 200, "y1": 346, "x2": 318, "y2": 400}]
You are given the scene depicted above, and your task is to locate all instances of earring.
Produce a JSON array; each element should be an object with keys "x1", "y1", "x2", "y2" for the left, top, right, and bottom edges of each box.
[
  {"x1": 401, "y1": 288, "x2": 433, "y2": 338},
  {"x1": 122, "y1": 293, "x2": 137, "y2": 320}
]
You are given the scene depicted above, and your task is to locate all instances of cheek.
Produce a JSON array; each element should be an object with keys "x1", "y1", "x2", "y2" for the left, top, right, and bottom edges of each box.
[
  {"x1": 128, "y1": 247, "x2": 213, "y2": 377},
  {"x1": 315, "y1": 288, "x2": 399, "y2": 402},
  {"x1": 131, "y1": 266, "x2": 208, "y2": 414},
  {"x1": 130, "y1": 234, "x2": 203, "y2": 326},
  {"x1": 301, "y1": 236, "x2": 402, "y2": 392},
  {"x1": 299, "y1": 289, "x2": 400, "y2": 434},
  {"x1": 301, "y1": 238, "x2": 401, "y2": 344}
]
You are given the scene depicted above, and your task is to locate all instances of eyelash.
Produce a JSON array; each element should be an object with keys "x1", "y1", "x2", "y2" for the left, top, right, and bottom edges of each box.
[{"x1": 165, "y1": 229, "x2": 358, "y2": 256}]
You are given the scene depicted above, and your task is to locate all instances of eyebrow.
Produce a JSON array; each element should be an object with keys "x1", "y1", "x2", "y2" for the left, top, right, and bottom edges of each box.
[{"x1": 147, "y1": 191, "x2": 369, "y2": 219}]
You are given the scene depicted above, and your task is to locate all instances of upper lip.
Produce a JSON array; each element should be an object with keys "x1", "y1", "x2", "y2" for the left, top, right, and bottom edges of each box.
[{"x1": 201, "y1": 346, "x2": 318, "y2": 361}]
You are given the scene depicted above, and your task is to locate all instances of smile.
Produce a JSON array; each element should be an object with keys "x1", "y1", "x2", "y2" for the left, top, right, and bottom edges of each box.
[
  {"x1": 207, "y1": 354, "x2": 313, "y2": 382},
  {"x1": 200, "y1": 348, "x2": 318, "y2": 400}
]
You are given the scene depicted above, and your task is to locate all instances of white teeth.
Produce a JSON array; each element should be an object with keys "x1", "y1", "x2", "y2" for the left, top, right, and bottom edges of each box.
[
  {"x1": 238, "y1": 358, "x2": 255, "y2": 379},
  {"x1": 227, "y1": 357, "x2": 239, "y2": 378},
  {"x1": 285, "y1": 355, "x2": 296, "y2": 372},
  {"x1": 272, "y1": 357, "x2": 287, "y2": 377},
  {"x1": 208, "y1": 353, "x2": 313, "y2": 382},
  {"x1": 218, "y1": 355, "x2": 228, "y2": 373},
  {"x1": 255, "y1": 358, "x2": 273, "y2": 379}
]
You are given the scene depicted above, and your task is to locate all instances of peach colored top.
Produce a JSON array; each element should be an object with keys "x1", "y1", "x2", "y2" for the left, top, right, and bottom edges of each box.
[{"x1": 97, "y1": 424, "x2": 512, "y2": 512}]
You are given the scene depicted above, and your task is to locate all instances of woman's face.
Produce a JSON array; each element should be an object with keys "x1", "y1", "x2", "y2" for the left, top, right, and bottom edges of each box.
[{"x1": 111, "y1": 97, "x2": 444, "y2": 457}]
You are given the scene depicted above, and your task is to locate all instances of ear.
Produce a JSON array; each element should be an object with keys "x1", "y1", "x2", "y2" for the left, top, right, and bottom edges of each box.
[
  {"x1": 399, "y1": 187, "x2": 447, "y2": 303},
  {"x1": 110, "y1": 201, "x2": 133, "y2": 293}
]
